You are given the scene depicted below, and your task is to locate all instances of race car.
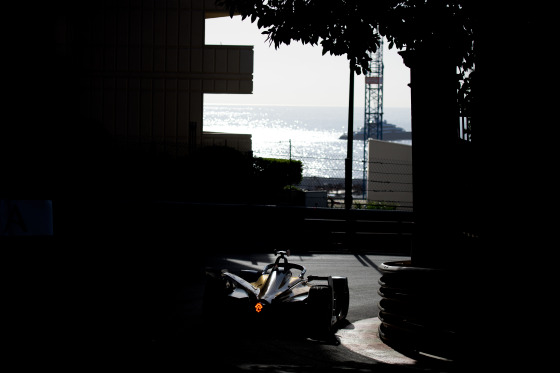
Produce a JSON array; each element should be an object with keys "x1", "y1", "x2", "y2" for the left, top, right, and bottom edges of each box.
[{"x1": 203, "y1": 251, "x2": 349, "y2": 338}]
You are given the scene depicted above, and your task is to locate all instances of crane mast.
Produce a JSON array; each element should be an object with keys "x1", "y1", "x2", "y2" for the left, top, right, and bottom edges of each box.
[
  {"x1": 365, "y1": 41, "x2": 384, "y2": 141},
  {"x1": 362, "y1": 41, "x2": 384, "y2": 197}
]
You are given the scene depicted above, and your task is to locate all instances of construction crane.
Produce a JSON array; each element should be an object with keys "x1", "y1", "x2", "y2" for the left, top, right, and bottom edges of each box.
[
  {"x1": 364, "y1": 41, "x2": 384, "y2": 141},
  {"x1": 362, "y1": 41, "x2": 384, "y2": 197}
]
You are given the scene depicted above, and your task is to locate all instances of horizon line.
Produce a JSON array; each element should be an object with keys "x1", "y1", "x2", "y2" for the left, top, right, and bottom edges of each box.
[{"x1": 204, "y1": 102, "x2": 411, "y2": 109}]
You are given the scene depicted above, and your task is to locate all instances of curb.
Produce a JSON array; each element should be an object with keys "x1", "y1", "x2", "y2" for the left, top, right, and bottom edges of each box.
[{"x1": 337, "y1": 317, "x2": 417, "y2": 365}]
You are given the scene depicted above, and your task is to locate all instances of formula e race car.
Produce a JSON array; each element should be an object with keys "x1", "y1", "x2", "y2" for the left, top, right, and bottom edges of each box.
[{"x1": 203, "y1": 251, "x2": 349, "y2": 337}]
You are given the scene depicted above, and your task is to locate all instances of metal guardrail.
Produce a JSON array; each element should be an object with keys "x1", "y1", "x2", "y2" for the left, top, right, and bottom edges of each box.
[
  {"x1": 147, "y1": 202, "x2": 414, "y2": 253},
  {"x1": 299, "y1": 207, "x2": 413, "y2": 253},
  {"x1": 51, "y1": 200, "x2": 414, "y2": 254}
]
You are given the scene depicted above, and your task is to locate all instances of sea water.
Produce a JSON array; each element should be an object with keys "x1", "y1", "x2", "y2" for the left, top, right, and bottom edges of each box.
[{"x1": 203, "y1": 104, "x2": 411, "y2": 180}]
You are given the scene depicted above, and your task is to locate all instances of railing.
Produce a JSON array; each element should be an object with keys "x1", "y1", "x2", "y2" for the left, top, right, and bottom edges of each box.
[{"x1": 133, "y1": 201, "x2": 414, "y2": 254}]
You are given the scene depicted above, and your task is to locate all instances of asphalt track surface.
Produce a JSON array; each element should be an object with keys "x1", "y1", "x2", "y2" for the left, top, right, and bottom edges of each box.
[{"x1": 174, "y1": 252, "x2": 441, "y2": 372}]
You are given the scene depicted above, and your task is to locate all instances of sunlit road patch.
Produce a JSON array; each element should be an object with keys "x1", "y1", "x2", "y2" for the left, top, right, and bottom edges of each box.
[{"x1": 337, "y1": 317, "x2": 417, "y2": 365}]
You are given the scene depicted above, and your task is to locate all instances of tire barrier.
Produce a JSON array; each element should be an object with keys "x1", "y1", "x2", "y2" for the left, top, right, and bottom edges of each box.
[{"x1": 377, "y1": 260, "x2": 465, "y2": 362}]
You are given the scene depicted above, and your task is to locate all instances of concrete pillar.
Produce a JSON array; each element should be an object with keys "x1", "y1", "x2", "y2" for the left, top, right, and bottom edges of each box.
[{"x1": 400, "y1": 47, "x2": 460, "y2": 269}]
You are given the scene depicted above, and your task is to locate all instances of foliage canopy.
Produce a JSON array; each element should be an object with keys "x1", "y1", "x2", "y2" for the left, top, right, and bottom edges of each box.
[{"x1": 216, "y1": 0, "x2": 475, "y2": 76}]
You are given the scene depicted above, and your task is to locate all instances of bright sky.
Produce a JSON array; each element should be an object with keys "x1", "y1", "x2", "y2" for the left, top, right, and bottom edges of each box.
[{"x1": 205, "y1": 15, "x2": 411, "y2": 109}]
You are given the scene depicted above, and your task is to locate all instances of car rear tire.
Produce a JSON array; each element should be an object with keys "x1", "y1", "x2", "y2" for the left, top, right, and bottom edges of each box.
[
  {"x1": 307, "y1": 285, "x2": 333, "y2": 337},
  {"x1": 332, "y1": 276, "x2": 349, "y2": 322}
]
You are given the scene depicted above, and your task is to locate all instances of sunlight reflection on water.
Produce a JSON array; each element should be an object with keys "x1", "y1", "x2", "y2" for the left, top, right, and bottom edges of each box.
[{"x1": 203, "y1": 105, "x2": 409, "y2": 179}]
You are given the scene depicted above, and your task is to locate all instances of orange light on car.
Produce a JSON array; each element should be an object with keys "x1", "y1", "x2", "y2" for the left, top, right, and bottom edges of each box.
[{"x1": 255, "y1": 302, "x2": 263, "y2": 313}]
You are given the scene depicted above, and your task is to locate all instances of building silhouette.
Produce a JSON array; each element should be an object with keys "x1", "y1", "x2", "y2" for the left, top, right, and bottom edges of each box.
[{"x1": 53, "y1": 0, "x2": 253, "y2": 157}]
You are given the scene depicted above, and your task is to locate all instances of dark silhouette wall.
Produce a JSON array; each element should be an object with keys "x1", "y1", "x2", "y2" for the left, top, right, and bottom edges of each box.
[{"x1": 2, "y1": 0, "x2": 252, "y2": 198}]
